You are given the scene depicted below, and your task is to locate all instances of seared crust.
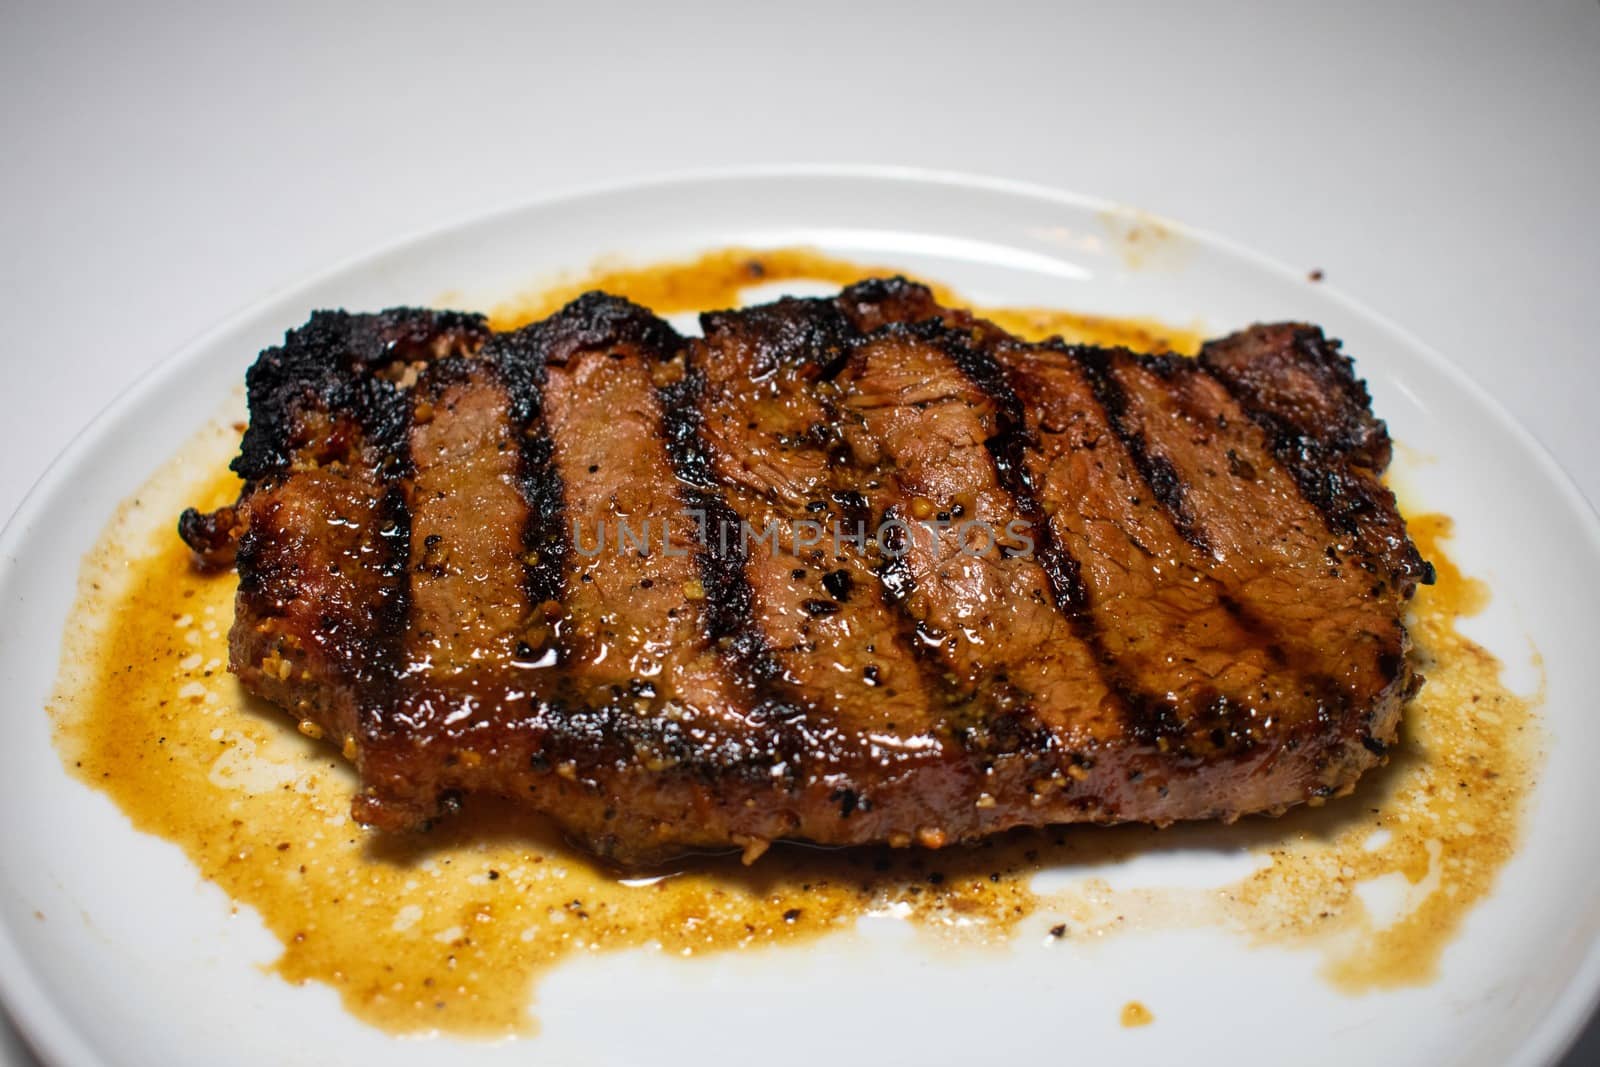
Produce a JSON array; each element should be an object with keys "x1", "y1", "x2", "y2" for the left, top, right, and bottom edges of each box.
[{"x1": 182, "y1": 283, "x2": 1428, "y2": 864}]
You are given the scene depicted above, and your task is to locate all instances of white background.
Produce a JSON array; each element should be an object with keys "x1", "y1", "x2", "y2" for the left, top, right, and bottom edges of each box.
[{"x1": 1, "y1": 1, "x2": 1596, "y2": 1063}]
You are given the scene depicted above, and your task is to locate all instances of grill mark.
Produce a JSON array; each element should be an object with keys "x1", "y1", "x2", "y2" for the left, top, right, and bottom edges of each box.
[
  {"x1": 1203, "y1": 368, "x2": 1365, "y2": 538},
  {"x1": 927, "y1": 328, "x2": 1181, "y2": 743},
  {"x1": 368, "y1": 480, "x2": 413, "y2": 693},
  {"x1": 523, "y1": 291, "x2": 689, "y2": 627},
  {"x1": 658, "y1": 360, "x2": 788, "y2": 699},
  {"x1": 336, "y1": 336, "x2": 416, "y2": 702},
  {"x1": 1196, "y1": 355, "x2": 1346, "y2": 529},
  {"x1": 804, "y1": 327, "x2": 963, "y2": 720},
  {"x1": 806, "y1": 358, "x2": 940, "y2": 681},
  {"x1": 1212, "y1": 591, "x2": 1354, "y2": 734},
  {"x1": 303, "y1": 366, "x2": 415, "y2": 705},
  {"x1": 1070, "y1": 346, "x2": 1214, "y2": 558},
  {"x1": 1213, "y1": 593, "x2": 1281, "y2": 651},
  {"x1": 489, "y1": 334, "x2": 569, "y2": 610},
  {"x1": 937, "y1": 334, "x2": 1090, "y2": 613},
  {"x1": 866, "y1": 502, "x2": 964, "y2": 713}
]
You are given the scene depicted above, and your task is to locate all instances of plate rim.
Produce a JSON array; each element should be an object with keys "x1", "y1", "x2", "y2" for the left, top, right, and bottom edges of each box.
[{"x1": 1, "y1": 163, "x2": 1596, "y2": 1067}]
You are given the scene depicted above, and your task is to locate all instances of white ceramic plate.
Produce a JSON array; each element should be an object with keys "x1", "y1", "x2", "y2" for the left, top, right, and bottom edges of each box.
[{"x1": 2, "y1": 168, "x2": 1597, "y2": 1067}]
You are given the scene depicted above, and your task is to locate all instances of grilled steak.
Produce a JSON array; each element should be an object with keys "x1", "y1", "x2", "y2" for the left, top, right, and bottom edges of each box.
[{"x1": 181, "y1": 281, "x2": 1430, "y2": 865}]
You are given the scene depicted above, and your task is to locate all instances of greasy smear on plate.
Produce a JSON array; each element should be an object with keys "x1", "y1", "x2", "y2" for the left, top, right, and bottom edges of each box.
[{"x1": 50, "y1": 250, "x2": 1538, "y2": 1037}]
